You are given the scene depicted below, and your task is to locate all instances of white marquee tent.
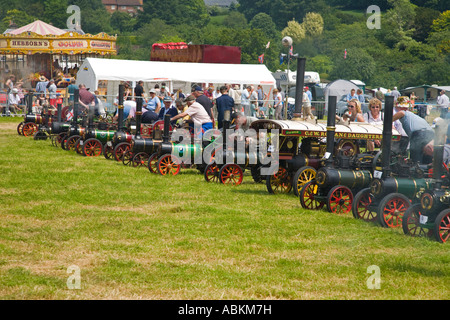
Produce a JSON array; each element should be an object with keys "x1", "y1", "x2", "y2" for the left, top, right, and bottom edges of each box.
[{"x1": 76, "y1": 57, "x2": 276, "y2": 105}]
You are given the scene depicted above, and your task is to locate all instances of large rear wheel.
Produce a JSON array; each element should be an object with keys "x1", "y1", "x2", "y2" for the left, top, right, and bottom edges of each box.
[
  {"x1": 326, "y1": 185, "x2": 353, "y2": 214},
  {"x1": 82, "y1": 138, "x2": 103, "y2": 157},
  {"x1": 22, "y1": 122, "x2": 38, "y2": 137},
  {"x1": 66, "y1": 135, "x2": 81, "y2": 151},
  {"x1": 293, "y1": 166, "x2": 317, "y2": 197},
  {"x1": 219, "y1": 164, "x2": 243, "y2": 185},
  {"x1": 113, "y1": 142, "x2": 130, "y2": 162},
  {"x1": 378, "y1": 193, "x2": 410, "y2": 228},
  {"x1": 434, "y1": 208, "x2": 450, "y2": 243},
  {"x1": 266, "y1": 167, "x2": 292, "y2": 194},
  {"x1": 157, "y1": 154, "x2": 181, "y2": 176}
]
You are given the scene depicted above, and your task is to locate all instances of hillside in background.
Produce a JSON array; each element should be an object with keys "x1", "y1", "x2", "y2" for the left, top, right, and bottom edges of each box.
[
  {"x1": 204, "y1": 0, "x2": 236, "y2": 6},
  {"x1": 0, "y1": 0, "x2": 448, "y2": 88}
]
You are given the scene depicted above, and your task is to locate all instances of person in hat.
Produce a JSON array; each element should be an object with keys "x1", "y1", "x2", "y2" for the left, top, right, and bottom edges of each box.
[
  {"x1": 35, "y1": 75, "x2": 48, "y2": 94},
  {"x1": 159, "y1": 96, "x2": 179, "y2": 125},
  {"x1": 5, "y1": 87, "x2": 21, "y2": 115},
  {"x1": 393, "y1": 96, "x2": 434, "y2": 164},
  {"x1": 304, "y1": 86, "x2": 312, "y2": 102},
  {"x1": 170, "y1": 95, "x2": 213, "y2": 137},
  {"x1": 145, "y1": 88, "x2": 161, "y2": 114}
]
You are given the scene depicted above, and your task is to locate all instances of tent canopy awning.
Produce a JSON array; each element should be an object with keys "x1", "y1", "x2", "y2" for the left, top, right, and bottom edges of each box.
[
  {"x1": 76, "y1": 58, "x2": 277, "y2": 90},
  {"x1": 9, "y1": 20, "x2": 66, "y2": 36}
]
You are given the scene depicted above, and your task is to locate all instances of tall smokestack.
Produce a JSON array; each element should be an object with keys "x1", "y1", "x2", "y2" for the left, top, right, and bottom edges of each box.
[
  {"x1": 57, "y1": 103, "x2": 62, "y2": 122},
  {"x1": 163, "y1": 114, "x2": 170, "y2": 143},
  {"x1": 73, "y1": 89, "x2": 79, "y2": 124},
  {"x1": 117, "y1": 84, "x2": 125, "y2": 131},
  {"x1": 325, "y1": 95, "x2": 337, "y2": 166},
  {"x1": 381, "y1": 96, "x2": 394, "y2": 178},
  {"x1": 135, "y1": 96, "x2": 143, "y2": 139},
  {"x1": 27, "y1": 92, "x2": 33, "y2": 115},
  {"x1": 292, "y1": 57, "x2": 306, "y2": 120},
  {"x1": 432, "y1": 120, "x2": 446, "y2": 186}
]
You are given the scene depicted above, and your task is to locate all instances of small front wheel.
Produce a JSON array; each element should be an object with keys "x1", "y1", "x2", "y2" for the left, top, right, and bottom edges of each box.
[{"x1": 378, "y1": 193, "x2": 410, "y2": 228}]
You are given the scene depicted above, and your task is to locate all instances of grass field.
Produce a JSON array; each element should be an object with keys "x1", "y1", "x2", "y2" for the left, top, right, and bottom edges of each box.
[{"x1": 0, "y1": 117, "x2": 449, "y2": 300}]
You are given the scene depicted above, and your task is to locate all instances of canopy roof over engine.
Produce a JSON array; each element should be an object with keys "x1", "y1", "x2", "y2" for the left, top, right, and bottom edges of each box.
[{"x1": 250, "y1": 119, "x2": 401, "y2": 141}]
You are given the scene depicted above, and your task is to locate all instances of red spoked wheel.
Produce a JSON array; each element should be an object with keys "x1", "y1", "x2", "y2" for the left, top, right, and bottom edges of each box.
[
  {"x1": 122, "y1": 150, "x2": 134, "y2": 166},
  {"x1": 266, "y1": 167, "x2": 292, "y2": 194},
  {"x1": 299, "y1": 180, "x2": 325, "y2": 210},
  {"x1": 103, "y1": 142, "x2": 114, "y2": 160},
  {"x1": 82, "y1": 138, "x2": 103, "y2": 157},
  {"x1": 113, "y1": 142, "x2": 130, "y2": 162},
  {"x1": 434, "y1": 208, "x2": 450, "y2": 243},
  {"x1": 132, "y1": 152, "x2": 149, "y2": 168},
  {"x1": 352, "y1": 188, "x2": 377, "y2": 222},
  {"x1": 147, "y1": 152, "x2": 159, "y2": 174},
  {"x1": 17, "y1": 122, "x2": 24, "y2": 135},
  {"x1": 378, "y1": 193, "x2": 410, "y2": 228},
  {"x1": 402, "y1": 204, "x2": 433, "y2": 238},
  {"x1": 204, "y1": 163, "x2": 220, "y2": 183},
  {"x1": 219, "y1": 164, "x2": 243, "y2": 185},
  {"x1": 66, "y1": 135, "x2": 81, "y2": 151},
  {"x1": 326, "y1": 185, "x2": 353, "y2": 214},
  {"x1": 157, "y1": 154, "x2": 181, "y2": 176},
  {"x1": 22, "y1": 122, "x2": 38, "y2": 137}
]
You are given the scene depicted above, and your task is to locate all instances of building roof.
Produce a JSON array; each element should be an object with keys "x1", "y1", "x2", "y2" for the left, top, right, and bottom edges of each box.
[{"x1": 102, "y1": 0, "x2": 142, "y2": 6}]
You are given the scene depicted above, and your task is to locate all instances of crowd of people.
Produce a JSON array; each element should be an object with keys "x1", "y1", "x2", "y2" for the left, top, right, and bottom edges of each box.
[{"x1": 337, "y1": 91, "x2": 442, "y2": 164}]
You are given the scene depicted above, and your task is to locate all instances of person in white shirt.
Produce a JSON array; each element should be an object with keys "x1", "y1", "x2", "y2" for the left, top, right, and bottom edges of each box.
[
  {"x1": 437, "y1": 90, "x2": 449, "y2": 117},
  {"x1": 170, "y1": 95, "x2": 213, "y2": 137},
  {"x1": 6, "y1": 88, "x2": 22, "y2": 114}
]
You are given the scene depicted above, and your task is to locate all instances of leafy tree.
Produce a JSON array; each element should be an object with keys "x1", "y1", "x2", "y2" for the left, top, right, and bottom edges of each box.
[
  {"x1": 137, "y1": 19, "x2": 180, "y2": 50},
  {"x1": 237, "y1": 0, "x2": 327, "y2": 29},
  {"x1": 379, "y1": 0, "x2": 417, "y2": 48},
  {"x1": 137, "y1": 0, "x2": 210, "y2": 29},
  {"x1": 303, "y1": 12, "x2": 324, "y2": 38},
  {"x1": 281, "y1": 20, "x2": 305, "y2": 43},
  {"x1": 413, "y1": 7, "x2": 440, "y2": 42},
  {"x1": 111, "y1": 11, "x2": 137, "y2": 33},
  {"x1": 43, "y1": 0, "x2": 69, "y2": 29},
  {"x1": 306, "y1": 55, "x2": 333, "y2": 80},
  {"x1": 431, "y1": 10, "x2": 450, "y2": 32},
  {"x1": 223, "y1": 11, "x2": 247, "y2": 29},
  {"x1": 1, "y1": 9, "x2": 35, "y2": 31},
  {"x1": 329, "y1": 47, "x2": 376, "y2": 83},
  {"x1": 249, "y1": 13, "x2": 279, "y2": 39},
  {"x1": 427, "y1": 29, "x2": 450, "y2": 54}
]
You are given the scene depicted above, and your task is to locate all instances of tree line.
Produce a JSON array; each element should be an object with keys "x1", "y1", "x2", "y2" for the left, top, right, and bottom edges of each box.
[{"x1": 0, "y1": 0, "x2": 448, "y2": 88}]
